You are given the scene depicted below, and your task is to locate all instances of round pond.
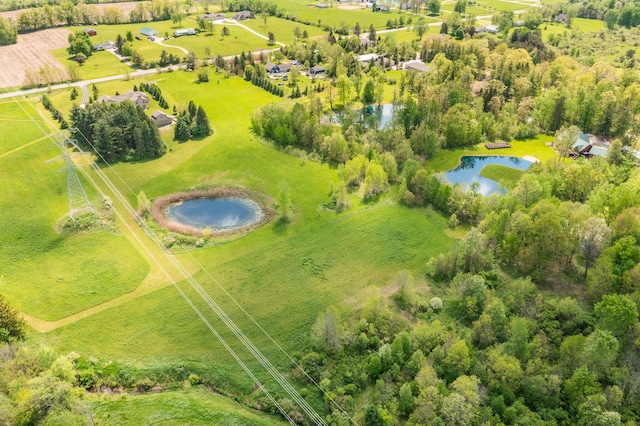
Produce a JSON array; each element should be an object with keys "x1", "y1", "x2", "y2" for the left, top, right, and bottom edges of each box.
[
  {"x1": 445, "y1": 156, "x2": 533, "y2": 196},
  {"x1": 165, "y1": 197, "x2": 263, "y2": 231}
]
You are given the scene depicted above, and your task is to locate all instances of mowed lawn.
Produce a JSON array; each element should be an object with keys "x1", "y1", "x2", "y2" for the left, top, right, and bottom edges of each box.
[
  {"x1": 163, "y1": 25, "x2": 271, "y2": 58},
  {"x1": 241, "y1": 16, "x2": 327, "y2": 45},
  {"x1": 480, "y1": 164, "x2": 525, "y2": 189},
  {"x1": 40, "y1": 72, "x2": 454, "y2": 395},
  {"x1": 268, "y1": 0, "x2": 414, "y2": 30},
  {"x1": 50, "y1": 48, "x2": 131, "y2": 81},
  {"x1": 540, "y1": 17, "x2": 606, "y2": 39},
  {"x1": 91, "y1": 388, "x2": 285, "y2": 425},
  {"x1": 0, "y1": 100, "x2": 149, "y2": 321}
]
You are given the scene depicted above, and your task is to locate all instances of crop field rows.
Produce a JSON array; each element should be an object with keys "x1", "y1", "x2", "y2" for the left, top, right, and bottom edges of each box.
[{"x1": 0, "y1": 29, "x2": 70, "y2": 88}]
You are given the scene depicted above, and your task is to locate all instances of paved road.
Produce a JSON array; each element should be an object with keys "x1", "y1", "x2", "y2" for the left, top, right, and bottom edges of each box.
[
  {"x1": 0, "y1": 66, "x2": 181, "y2": 100},
  {"x1": 80, "y1": 84, "x2": 88, "y2": 106}
]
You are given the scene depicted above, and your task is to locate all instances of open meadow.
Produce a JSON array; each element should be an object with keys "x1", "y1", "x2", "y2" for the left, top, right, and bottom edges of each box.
[
  {"x1": 0, "y1": 98, "x2": 149, "y2": 321},
  {"x1": 91, "y1": 388, "x2": 286, "y2": 425},
  {"x1": 3, "y1": 70, "x2": 454, "y2": 407}
]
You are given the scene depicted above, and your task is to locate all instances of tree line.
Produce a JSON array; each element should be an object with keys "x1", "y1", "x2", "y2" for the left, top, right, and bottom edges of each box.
[{"x1": 14, "y1": 0, "x2": 181, "y2": 33}]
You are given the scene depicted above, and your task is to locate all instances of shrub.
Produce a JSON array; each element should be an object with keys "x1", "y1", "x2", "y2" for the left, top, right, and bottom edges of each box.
[{"x1": 430, "y1": 297, "x2": 443, "y2": 311}]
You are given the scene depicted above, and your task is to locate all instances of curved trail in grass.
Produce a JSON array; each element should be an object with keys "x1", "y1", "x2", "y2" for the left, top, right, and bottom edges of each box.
[
  {"x1": 20, "y1": 151, "x2": 201, "y2": 333},
  {"x1": 0, "y1": 134, "x2": 51, "y2": 159}
]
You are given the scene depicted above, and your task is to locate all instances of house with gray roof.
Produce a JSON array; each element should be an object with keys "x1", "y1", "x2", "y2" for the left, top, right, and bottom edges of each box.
[{"x1": 97, "y1": 91, "x2": 150, "y2": 110}]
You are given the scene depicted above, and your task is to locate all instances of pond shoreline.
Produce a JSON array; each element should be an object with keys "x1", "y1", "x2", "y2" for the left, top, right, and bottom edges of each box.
[{"x1": 150, "y1": 188, "x2": 275, "y2": 238}]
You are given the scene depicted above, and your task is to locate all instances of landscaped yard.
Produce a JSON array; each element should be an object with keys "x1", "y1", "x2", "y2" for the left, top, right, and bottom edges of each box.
[
  {"x1": 426, "y1": 134, "x2": 556, "y2": 173},
  {"x1": 163, "y1": 25, "x2": 272, "y2": 58}
]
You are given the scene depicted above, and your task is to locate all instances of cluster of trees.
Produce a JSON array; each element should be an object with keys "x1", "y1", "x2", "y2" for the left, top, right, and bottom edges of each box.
[
  {"x1": 293, "y1": 261, "x2": 640, "y2": 425},
  {"x1": 70, "y1": 101, "x2": 166, "y2": 162},
  {"x1": 67, "y1": 30, "x2": 92, "y2": 63},
  {"x1": 14, "y1": 0, "x2": 182, "y2": 33},
  {"x1": 137, "y1": 82, "x2": 169, "y2": 109},
  {"x1": 542, "y1": 1, "x2": 640, "y2": 30},
  {"x1": 0, "y1": 16, "x2": 17, "y2": 45},
  {"x1": 41, "y1": 94, "x2": 69, "y2": 129},
  {"x1": 174, "y1": 100, "x2": 212, "y2": 141}
]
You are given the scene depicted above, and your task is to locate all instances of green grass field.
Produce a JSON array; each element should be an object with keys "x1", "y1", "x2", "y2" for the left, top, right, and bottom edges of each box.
[
  {"x1": 0, "y1": 99, "x2": 47, "y2": 155},
  {"x1": 267, "y1": 0, "x2": 417, "y2": 30},
  {"x1": 50, "y1": 48, "x2": 132, "y2": 81},
  {"x1": 475, "y1": 0, "x2": 535, "y2": 12},
  {"x1": 0, "y1": 98, "x2": 149, "y2": 321},
  {"x1": 540, "y1": 17, "x2": 606, "y2": 39},
  {"x1": 440, "y1": 3, "x2": 492, "y2": 15},
  {"x1": 479, "y1": 164, "x2": 525, "y2": 189},
  {"x1": 21, "y1": 72, "x2": 453, "y2": 399},
  {"x1": 163, "y1": 26, "x2": 271, "y2": 58},
  {"x1": 240, "y1": 16, "x2": 327, "y2": 45},
  {"x1": 91, "y1": 388, "x2": 285, "y2": 425}
]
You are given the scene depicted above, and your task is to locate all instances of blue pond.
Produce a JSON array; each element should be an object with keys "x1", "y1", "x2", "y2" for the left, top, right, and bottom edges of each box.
[
  {"x1": 165, "y1": 197, "x2": 262, "y2": 231},
  {"x1": 445, "y1": 156, "x2": 533, "y2": 196}
]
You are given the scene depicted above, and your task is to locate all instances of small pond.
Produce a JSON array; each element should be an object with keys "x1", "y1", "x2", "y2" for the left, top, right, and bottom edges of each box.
[
  {"x1": 321, "y1": 104, "x2": 396, "y2": 129},
  {"x1": 445, "y1": 156, "x2": 533, "y2": 196},
  {"x1": 165, "y1": 197, "x2": 263, "y2": 231},
  {"x1": 364, "y1": 104, "x2": 395, "y2": 129}
]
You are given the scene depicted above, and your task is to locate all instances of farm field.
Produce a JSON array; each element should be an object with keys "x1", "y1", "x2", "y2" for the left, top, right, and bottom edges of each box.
[{"x1": 0, "y1": 28, "x2": 70, "y2": 89}]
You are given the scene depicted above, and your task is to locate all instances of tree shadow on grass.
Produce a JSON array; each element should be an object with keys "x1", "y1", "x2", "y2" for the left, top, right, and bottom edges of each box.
[{"x1": 271, "y1": 217, "x2": 289, "y2": 236}]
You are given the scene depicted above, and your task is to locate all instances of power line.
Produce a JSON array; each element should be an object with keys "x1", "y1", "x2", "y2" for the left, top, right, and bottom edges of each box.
[
  {"x1": 70, "y1": 129, "x2": 328, "y2": 426},
  {"x1": 2, "y1": 71, "x2": 352, "y2": 424},
  {"x1": 0, "y1": 78, "x2": 299, "y2": 424}
]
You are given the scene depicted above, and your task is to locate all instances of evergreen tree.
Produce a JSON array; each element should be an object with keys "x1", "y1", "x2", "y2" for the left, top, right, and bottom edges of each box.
[
  {"x1": 192, "y1": 105, "x2": 212, "y2": 137},
  {"x1": 188, "y1": 100, "x2": 197, "y2": 118},
  {"x1": 174, "y1": 114, "x2": 192, "y2": 141}
]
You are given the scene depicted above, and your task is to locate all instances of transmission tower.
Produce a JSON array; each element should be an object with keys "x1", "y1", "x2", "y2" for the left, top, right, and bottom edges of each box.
[{"x1": 55, "y1": 133, "x2": 95, "y2": 223}]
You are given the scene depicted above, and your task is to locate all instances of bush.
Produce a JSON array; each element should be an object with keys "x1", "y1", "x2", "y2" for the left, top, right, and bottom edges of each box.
[
  {"x1": 188, "y1": 373, "x2": 201, "y2": 385},
  {"x1": 430, "y1": 297, "x2": 443, "y2": 311}
]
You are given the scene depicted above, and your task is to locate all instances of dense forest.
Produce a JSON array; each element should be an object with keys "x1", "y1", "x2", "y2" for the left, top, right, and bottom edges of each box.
[{"x1": 248, "y1": 14, "x2": 640, "y2": 426}]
